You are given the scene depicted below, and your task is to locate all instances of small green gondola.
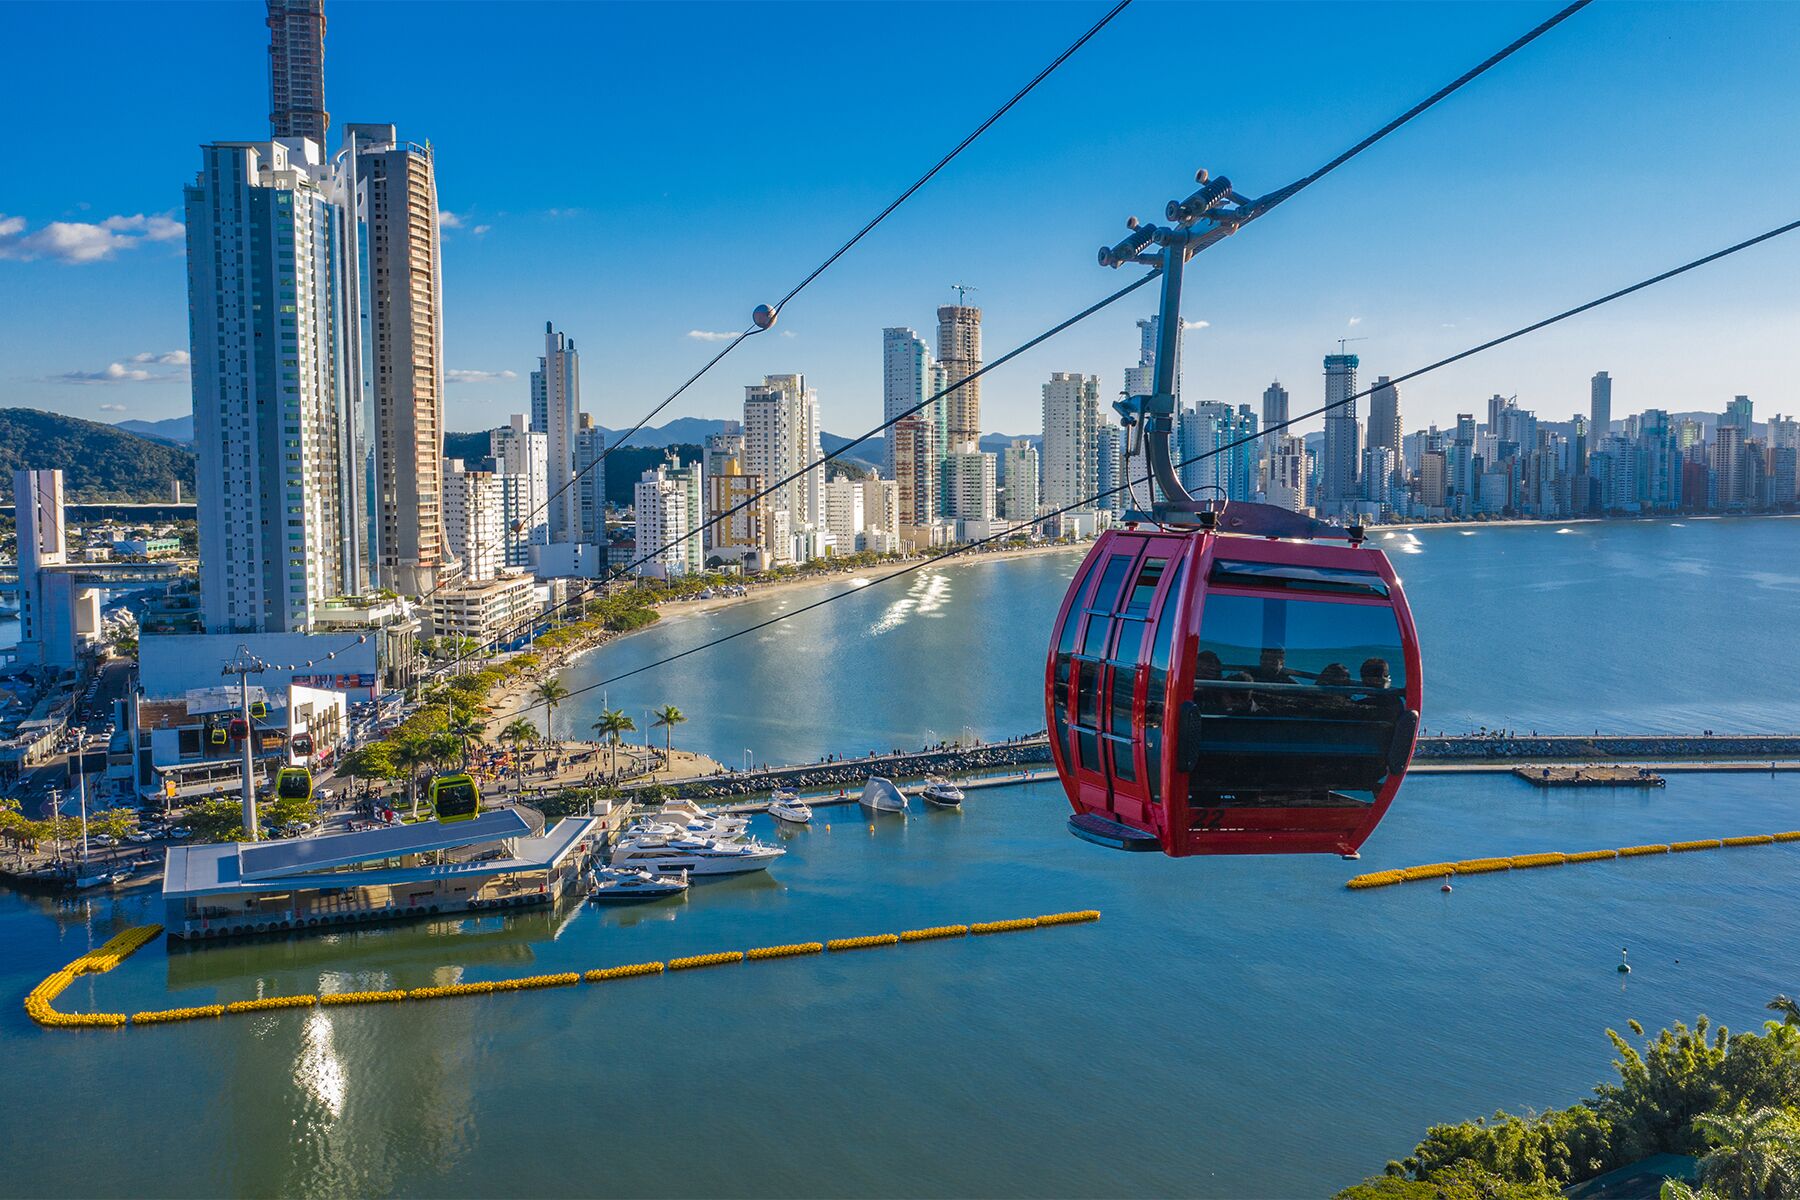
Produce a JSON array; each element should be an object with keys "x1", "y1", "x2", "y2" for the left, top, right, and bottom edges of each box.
[{"x1": 428, "y1": 772, "x2": 481, "y2": 824}]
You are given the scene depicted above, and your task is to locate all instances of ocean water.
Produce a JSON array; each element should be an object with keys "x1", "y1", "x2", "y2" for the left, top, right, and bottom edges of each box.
[
  {"x1": 553, "y1": 516, "x2": 1800, "y2": 764},
  {"x1": 1, "y1": 516, "x2": 1797, "y2": 1198}
]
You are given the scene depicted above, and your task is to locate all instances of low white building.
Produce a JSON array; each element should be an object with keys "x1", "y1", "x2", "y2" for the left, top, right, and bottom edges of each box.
[{"x1": 427, "y1": 574, "x2": 538, "y2": 648}]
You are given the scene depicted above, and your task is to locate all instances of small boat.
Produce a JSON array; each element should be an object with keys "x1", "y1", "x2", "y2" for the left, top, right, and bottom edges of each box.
[
  {"x1": 859, "y1": 776, "x2": 908, "y2": 814},
  {"x1": 920, "y1": 777, "x2": 964, "y2": 807},
  {"x1": 587, "y1": 866, "x2": 689, "y2": 903},
  {"x1": 768, "y1": 792, "x2": 812, "y2": 824}
]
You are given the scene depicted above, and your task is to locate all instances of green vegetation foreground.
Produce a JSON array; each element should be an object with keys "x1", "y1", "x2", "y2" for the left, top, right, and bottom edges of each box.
[{"x1": 1337, "y1": 1002, "x2": 1800, "y2": 1199}]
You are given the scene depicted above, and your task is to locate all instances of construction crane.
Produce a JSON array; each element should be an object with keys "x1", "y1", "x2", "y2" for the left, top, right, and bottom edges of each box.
[
  {"x1": 950, "y1": 282, "x2": 979, "y2": 307},
  {"x1": 1336, "y1": 336, "x2": 1368, "y2": 354}
]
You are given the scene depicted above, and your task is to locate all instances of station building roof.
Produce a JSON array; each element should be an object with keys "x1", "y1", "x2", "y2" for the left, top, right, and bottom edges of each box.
[{"x1": 163, "y1": 811, "x2": 599, "y2": 900}]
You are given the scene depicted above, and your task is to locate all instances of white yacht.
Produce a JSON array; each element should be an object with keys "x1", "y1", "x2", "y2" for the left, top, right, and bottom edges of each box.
[
  {"x1": 587, "y1": 865, "x2": 689, "y2": 903},
  {"x1": 768, "y1": 792, "x2": 812, "y2": 824},
  {"x1": 650, "y1": 799, "x2": 751, "y2": 839},
  {"x1": 920, "y1": 777, "x2": 965, "y2": 807},
  {"x1": 859, "y1": 776, "x2": 908, "y2": 813},
  {"x1": 610, "y1": 831, "x2": 785, "y2": 876}
]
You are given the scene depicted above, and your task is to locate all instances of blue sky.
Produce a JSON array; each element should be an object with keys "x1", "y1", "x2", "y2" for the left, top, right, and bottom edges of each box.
[{"x1": 1, "y1": 1, "x2": 1796, "y2": 439}]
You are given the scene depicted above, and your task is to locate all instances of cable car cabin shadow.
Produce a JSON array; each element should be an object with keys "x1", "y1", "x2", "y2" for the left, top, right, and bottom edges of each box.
[{"x1": 1047, "y1": 507, "x2": 1422, "y2": 859}]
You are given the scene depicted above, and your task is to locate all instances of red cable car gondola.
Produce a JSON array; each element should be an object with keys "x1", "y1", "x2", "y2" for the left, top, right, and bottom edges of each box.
[
  {"x1": 1046, "y1": 504, "x2": 1422, "y2": 857},
  {"x1": 1047, "y1": 184, "x2": 1422, "y2": 857}
]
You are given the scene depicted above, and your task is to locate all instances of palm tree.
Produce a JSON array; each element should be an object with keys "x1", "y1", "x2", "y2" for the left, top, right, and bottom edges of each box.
[
  {"x1": 532, "y1": 678, "x2": 569, "y2": 749},
  {"x1": 389, "y1": 737, "x2": 433, "y2": 819},
  {"x1": 593, "y1": 709, "x2": 636, "y2": 783},
  {"x1": 651, "y1": 705, "x2": 687, "y2": 760},
  {"x1": 1694, "y1": 1107, "x2": 1800, "y2": 1200},
  {"x1": 499, "y1": 718, "x2": 538, "y2": 792},
  {"x1": 1767, "y1": 995, "x2": 1800, "y2": 1027},
  {"x1": 446, "y1": 713, "x2": 486, "y2": 767}
]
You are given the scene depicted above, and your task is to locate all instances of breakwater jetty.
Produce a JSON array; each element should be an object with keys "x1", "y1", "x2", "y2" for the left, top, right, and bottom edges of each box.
[{"x1": 648, "y1": 732, "x2": 1800, "y2": 801}]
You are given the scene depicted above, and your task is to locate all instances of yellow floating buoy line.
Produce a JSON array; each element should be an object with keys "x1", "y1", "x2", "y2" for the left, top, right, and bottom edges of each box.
[
  {"x1": 26, "y1": 910, "x2": 1102, "y2": 1031},
  {"x1": 1348, "y1": 831, "x2": 1800, "y2": 891}
]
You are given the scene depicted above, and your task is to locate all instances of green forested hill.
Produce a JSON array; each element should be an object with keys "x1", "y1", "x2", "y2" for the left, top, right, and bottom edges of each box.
[{"x1": 0, "y1": 409, "x2": 195, "y2": 501}]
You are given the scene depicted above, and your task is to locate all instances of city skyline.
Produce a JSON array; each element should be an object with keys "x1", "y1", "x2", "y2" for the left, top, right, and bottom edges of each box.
[{"x1": 2, "y1": 2, "x2": 1797, "y2": 439}]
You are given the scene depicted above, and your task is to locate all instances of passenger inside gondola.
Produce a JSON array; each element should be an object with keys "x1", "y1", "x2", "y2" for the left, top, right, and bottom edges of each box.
[{"x1": 1186, "y1": 583, "x2": 1410, "y2": 809}]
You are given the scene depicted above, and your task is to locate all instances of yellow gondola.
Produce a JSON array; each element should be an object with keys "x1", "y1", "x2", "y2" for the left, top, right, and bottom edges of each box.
[
  {"x1": 429, "y1": 772, "x2": 481, "y2": 824},
  {"x1": 209, "y1": 727, "x2": 227, "y2": 746},
  {"x1": 250, "y1": 700, "x2": 269, "y2": 720},
  {"x1": 275, "y1": 766, "x2": 313, "y2": 803}
]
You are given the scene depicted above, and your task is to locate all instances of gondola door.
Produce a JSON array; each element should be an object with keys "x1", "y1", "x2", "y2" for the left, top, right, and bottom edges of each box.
[{"x1": 1049, "y1": 531, "x2": 1190, "y2": 849}]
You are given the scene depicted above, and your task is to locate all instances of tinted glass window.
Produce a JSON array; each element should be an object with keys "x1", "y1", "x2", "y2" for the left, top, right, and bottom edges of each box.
[
  {"x1": 1196, "y1": 594, "x2": 1406, "y2": 690},
  {"x1": 1110, "y1": 620, "x2": 1144, "y2": 666},
  {"x1": 1057, "y1": 554, "x2": 1103, "y2": 656},
  {"x1": 1110, "y1": 667, "x2": 1137, "y2": 735},
  {"x1": 1209, "y1": 559, "x2": 1390, "y2": 599},
  {"x1": 1108, "y1": 737, "x2": 1136, "y2": 783},
  {"x1": 1076, "y1": 661, "x2": 1099, "y2": 727},
  {"x1": 1091, "y1": 554, "x2": 1135, "y2": 612},
  {"x1": 1081, "y1": 615, "x2": 1112, "y2": 658},
  {"x1": 1125, "y1": 558, "x2": 1167, "y2": 614}
]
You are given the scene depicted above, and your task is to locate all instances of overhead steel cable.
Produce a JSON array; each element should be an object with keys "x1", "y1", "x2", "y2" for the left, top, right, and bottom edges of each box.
[
  {"x1": 437, "y1": 0, "x2": 1591, "y2": 669},
  {"x1": 536, "y1": 218, "x2": 1800, "y2": 706},
  {"x1": 253, "y1": 0, "x2": 1134, "y2": 679},
  {"x1": 519, "y1": 0, "x2": 1136, "y2": 551}
]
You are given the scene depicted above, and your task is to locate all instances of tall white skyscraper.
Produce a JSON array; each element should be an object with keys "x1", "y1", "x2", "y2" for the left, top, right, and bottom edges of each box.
[
  {"x1": 442, "y1": 458, "x2": 503, "y2": 582},
  {"x1": 489, "y1": 415, "x2": 547, "y2": 567},
  {"x1": 534, "y1": 323, "x2": 582, "y2": 543},
  {"x1": 1124, "y1": 316, "x2": 1180, "y2": 403},
  {"x1": 185, "y1": 138, "x2": 350, "y2": 633},
  {"x1": 633, "y1": 454, "x2": 704, "y2": 578},
  {"x1": 1319, "y1": 353, "x2": 1361, "y2": 512},
  {"x1": 1001, "y1": 438, "x2": 1039, "y2": 521},
  {"x1": 743, "y1": 373, "x2": 823, "y2": 550},
  {"x1": 1367, "y1": 376, "x2": 1402, "y2": 459},
  {"x1": 1041, "y1": 372, "x2": 1100, "y2": 513},
  {"x1": 1180, "y1": 402, "x2": 1259, "y2": 501},
  {"x1": 1266, "y1": 436, "x2": 1309, "y2": 513},
  {"x1": 1096, "y1": 424, "x2": 1124, "y2": 514},
  {"x1": 943, "y1": 445, "x2": 997, "y2": 523},
  {"x1": 882, "y1": 327, "x2": 933, "y2": 477},
  {"x1": 1261, "y1": 380, "x2": 1290, "y2": 492},
  {"x1": 575, "y1": 413, "x2": 606, "y2": 544},
  {"x1": 340, "y1": 122, "x2": 447, "y2": 595}
]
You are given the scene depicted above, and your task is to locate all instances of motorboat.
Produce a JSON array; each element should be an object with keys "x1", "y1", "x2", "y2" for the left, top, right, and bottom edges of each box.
[
  {"x1": 920, "y1": 777, "x2": 965, "y2": 807},
  {"x1": 587, "y1": 866, "x2": 689, "y2": 903},
  {"x1": 610, "y1": 832, "x2": 785, "y2": 876},
  {"x1": 651, "y1": 799, "x2": 751, "y2": 839},
  {"x1": 768, "y1": 792, "x2": 812, "y2": 824},
  {"x1": 626, "y1": 813, "x2": 749, "y2": 842},
  {"x1": 859, "y1": 776, "x2": 908, "y2": 814}
]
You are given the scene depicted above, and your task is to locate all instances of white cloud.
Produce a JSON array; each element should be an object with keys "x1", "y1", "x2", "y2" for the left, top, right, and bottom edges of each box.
[
  {"x1": 0, "y1": 211, "x2": 184, "y2": 263},
  {"x1": 780, "y1": 329, "x2": 797, "y2": 339},
  {"x1": 686, "y1": 330, "x2": 738, "y2": 342},
  {"x1": 446, "y1": 368, "x2": 518, "y2": 384},
  {"x1": 472, "y1": 224, "x2": 491, "y2": 236},
  {"x1": 100, "y1": 213, "x2": 183, "y2": 241},
  {"x1": 60, "y1": 362, "x2": 154, "y2": 383},
  {"x1": 1347, "y1": 316, "x2": 1363, "y2": 327},
  {"x1": 438, "y1": 210, "x2": 464, "y2": 229},
  {"x1": 129, "y1": 350, "x2": 190, "y2": 366},
  {"x1": 98, "y1": 403, "x2": 127, "y2": 413},
  {"x1": 1181, "y1": 319, "x2": 1210, "y2": 331}
]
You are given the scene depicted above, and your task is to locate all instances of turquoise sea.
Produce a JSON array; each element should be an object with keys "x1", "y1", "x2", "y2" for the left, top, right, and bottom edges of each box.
[{"x1": 1, "y1": 517, "x2": 1796, "y2": 1198}]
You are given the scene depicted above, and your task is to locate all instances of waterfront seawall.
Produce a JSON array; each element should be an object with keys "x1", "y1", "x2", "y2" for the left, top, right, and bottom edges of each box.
[{"x1": 654, "y1": 733, "x2": 1800, "y2": 800}]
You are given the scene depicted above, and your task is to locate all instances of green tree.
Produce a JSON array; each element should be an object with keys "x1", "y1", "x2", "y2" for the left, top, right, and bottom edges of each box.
[
  {"x1": 1597, "y1": 1018, "x2": 1732, "y2": 1162},
  {"x1": 1768, "y1": 998, "x2": 1800, "y2": 1028},
  {"x1": 178, "y1": 798, "x2": 247, "y2": 843},
  {"x1": 499, "y1": 718, "x2": 538, "y2": 790},
  {"x1": 593, "y1": 709, "x2": 636, "y2": 783},
  {"x1": 388, "y1": 737, "x2": 433, "y2": 819},
  {"x1": 340, "y1": 742, "x2": 397, "y2": 800},
  {"x1": 532, "y1": 678, "x2": 569, "y2": 746},
  {"x1": 89, "y1": 807, "x2": 138, "y2": 841},
  {"x1": 1692, "y1": 1107, "x2": 1800, "y2": 1200},
  {"x1": 651, "y1": 704, "x2": 687, "y2": 757},
  {"x1": 446, "y1": 712, "x2": 486, "y2": 766}
]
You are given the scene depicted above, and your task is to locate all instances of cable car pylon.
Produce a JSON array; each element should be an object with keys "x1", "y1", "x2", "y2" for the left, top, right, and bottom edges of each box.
[{"x1": 1049, "y1": 171, "x2": 1424, "y2": 859}]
